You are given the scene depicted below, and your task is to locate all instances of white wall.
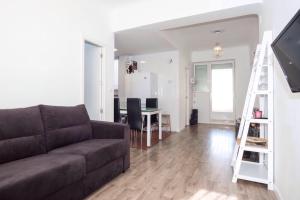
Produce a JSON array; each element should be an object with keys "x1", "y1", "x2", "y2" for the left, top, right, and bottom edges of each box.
[
  {"x1": 191, "y1": 45, "x2": 251, "y2": 123},
  {"x1": 260, "y1": 1, "x2": 300, "y2": 199},
  {"x1": 118, "y1": 51, "x2": 183, "y2": 132},
  {"x1": 0, "y1": 0, "x2": 115, "y2": 121}
]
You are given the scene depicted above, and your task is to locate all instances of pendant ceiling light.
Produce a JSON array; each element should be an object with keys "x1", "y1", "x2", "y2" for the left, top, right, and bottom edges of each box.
[
  {"x1": 213, "y1": 42, "x2": 223, "y2": 57},
  {"x1": 211, "y1": 29, "x2": 224, "y2": 57}
]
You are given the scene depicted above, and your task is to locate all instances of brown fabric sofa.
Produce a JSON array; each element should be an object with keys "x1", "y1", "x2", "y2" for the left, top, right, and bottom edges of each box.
[{"x1": 0, "y1": 105, "x2": 130, "y2": 200}]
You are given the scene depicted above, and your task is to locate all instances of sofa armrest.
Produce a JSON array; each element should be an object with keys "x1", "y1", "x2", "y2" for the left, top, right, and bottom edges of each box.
[
  {"x1": 91, "y1": 121, "x2": 129, "y2": 140},
  {"x1": 91, "y1": 120, "x2": 130, "y2": 171}
]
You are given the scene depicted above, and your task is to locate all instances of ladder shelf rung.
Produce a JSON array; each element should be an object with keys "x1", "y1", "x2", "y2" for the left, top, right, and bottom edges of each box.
[{"x1": 238, "y1": 161, "x2": 269, "y2": 184}]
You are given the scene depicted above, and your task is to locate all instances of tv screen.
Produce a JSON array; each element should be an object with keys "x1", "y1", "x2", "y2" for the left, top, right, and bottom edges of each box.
[{"x1": 272, "y1": 9, "x2": 300, "y2": 93}]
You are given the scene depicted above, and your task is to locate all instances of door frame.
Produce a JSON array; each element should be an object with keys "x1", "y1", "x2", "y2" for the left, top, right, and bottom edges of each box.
[
  {"x1": 81, "y1": 38, "x2": 105, "y2": 120},
  {"x1": 192, "y1": 59, "x2": 236, "y2": 125}
]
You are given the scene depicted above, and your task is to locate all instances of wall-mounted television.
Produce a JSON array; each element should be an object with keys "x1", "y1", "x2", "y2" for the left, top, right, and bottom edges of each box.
[{"x1": 272, "y1": 9, "x2": 300, "y2": 93}]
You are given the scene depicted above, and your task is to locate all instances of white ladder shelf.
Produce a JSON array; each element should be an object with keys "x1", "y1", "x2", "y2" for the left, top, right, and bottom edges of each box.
[{"x1": 231, "y1": 31, "x2": 274, "y2": 190}]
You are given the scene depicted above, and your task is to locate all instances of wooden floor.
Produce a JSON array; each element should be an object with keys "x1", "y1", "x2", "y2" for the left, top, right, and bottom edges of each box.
[
  {"x1": 87, "y1": 124, "x2": 277, "y2": 200},
  {"x1": 130, "y1": 129, "x2": 172, "y2": 150}
]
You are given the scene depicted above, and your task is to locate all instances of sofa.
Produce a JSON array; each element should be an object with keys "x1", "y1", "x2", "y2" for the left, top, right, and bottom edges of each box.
[{"x1": 0, "y1": 104, "x2": 130, "y2": 200}]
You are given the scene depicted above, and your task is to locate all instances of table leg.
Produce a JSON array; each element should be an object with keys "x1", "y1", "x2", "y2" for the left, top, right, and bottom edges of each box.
[
  {"x1": 147, "y1": 113, "x2": 151, "y2": 147},
  {"x1": 159, "y1": 112, "x2": 162, "y2": 140}
]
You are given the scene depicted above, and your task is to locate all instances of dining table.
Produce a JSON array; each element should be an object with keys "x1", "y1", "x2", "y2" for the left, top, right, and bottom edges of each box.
[{"x1": 120, "y1": 108, "x2": 162, "y2": 147}]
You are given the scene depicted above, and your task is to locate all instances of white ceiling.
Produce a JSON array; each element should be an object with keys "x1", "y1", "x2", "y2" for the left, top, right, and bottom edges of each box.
[
  {"x1": 99, "y1": 0, "x2": 141, "y2": 9},
  {"x1": 115, "y1": 28, "x2": 175, "y2": 56},
  {"x1": 115, "y1": 15, "x2": 259, "y2": 56},
  {"x1": 163, "y1": 15, "x2": 259, "y2": 51}
]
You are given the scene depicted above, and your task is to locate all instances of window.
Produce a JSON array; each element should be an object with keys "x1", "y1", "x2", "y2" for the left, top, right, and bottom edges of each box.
[
  {"x1": 211, "y1": 63, "x2": 233, "y2": 113},
  {"x1": 194, "y1": 64, "x2": 209, "y2": 92}
]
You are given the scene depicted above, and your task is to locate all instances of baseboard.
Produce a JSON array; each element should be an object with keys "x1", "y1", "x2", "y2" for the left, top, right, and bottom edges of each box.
[{"x1": 274, "y1": 184, "x2": 283, "y2": 200}]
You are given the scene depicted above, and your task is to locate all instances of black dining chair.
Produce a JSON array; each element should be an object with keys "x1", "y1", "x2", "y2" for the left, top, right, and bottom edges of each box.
[
  {"x1": 114, "y1": 98, "x2": 121, "y2": 123},
  {"x1": 145, "y1": 98, "x2": 159, "y2": 126},
  {"x1": 127, "y1": 98, "x2": 144, "y2": 149}
]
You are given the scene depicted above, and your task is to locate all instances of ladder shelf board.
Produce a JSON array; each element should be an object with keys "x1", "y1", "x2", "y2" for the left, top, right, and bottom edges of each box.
[
  {"x1": 238, "y1": 161, "x2": 268, "y2": 184},
  {"x1": 249, "y1": 118, "x2": 269, "y2": 124},
  {"x1": 244, "y1": 145, "x2": 269, "y2": 153},
  {"x1": 236, "y1": 138, "x2": 268, "y2": 153},
  {"x1": 255, "y1": 90, "x2": 270, "y2": 95}
]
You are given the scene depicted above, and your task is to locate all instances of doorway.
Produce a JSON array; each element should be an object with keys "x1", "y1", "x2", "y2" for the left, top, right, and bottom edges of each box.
[
  {"x1": 83, "y1": 41, "x2": 103, "y2": 120},
  {"x1": 193, "y1": 60, "x2": 235, "y2": 124}
]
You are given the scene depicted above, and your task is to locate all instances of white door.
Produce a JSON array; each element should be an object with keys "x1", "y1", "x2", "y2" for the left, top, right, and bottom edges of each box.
[
  {"x1": 210, "y1": 61, "x2": 235, "y2": 123},
  {"x1": 84, "y1": 42, "x2": 103, "y2": 120}
]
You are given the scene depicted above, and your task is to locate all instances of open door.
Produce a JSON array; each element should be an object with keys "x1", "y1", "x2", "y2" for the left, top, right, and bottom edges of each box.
[{"x1": 84, "y1": 41, "x2": 103, "y2": 120}]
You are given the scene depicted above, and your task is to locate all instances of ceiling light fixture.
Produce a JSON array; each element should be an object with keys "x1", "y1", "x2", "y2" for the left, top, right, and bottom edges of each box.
[
  {"x1": 211, "y1": 29, "x2": 224, "y2": 34},
  {"x1": 211, "y1": 29, "x2": 224, "y2": 57},
  {"x1": 213, "y1": 43, "x2": 223, "y2": 57}
]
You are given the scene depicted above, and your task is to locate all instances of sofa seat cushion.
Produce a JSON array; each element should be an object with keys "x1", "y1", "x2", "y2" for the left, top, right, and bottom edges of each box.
[
  {"x1": 50, "y1": 139, "x2": 127, "y2": 172},
  {"x1": 0, "y1": 154, "x2": 85, "y2": 200}
]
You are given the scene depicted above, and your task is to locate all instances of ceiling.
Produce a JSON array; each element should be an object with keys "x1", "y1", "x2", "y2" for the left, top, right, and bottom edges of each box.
[
  {"x1": 115, "y1": 29, "x2": 175, "y2": 56},
  {"x1": 115, "y1": 15, "x2": 259, "y2": 56},
  {"x1": 99, "y1": 0, "x2": 141, "y2": 9}
]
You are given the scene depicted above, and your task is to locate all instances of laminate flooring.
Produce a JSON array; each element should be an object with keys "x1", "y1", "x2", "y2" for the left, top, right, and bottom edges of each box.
[{"x1": 87, "y1": 124, "x2": 277, "y2": 200}]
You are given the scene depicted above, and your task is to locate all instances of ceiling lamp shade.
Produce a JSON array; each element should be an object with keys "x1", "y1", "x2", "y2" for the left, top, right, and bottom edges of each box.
[{"x1": 213, "y1": 43, "x2": 223, "y2": 57}]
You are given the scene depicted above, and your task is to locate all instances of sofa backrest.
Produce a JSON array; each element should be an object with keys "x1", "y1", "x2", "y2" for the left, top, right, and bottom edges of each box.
[
  {"x1": 40, "y1": 104, "x2": 92, "y2": 151},
  {"x1": 0, "y1": 106, "x2": 46, "y2": 164}
]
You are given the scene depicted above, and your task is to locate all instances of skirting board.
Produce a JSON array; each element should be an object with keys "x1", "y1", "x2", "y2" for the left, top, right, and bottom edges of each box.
[{"x1": 274, "y1": 184, "x2": 283, "y2": 200}]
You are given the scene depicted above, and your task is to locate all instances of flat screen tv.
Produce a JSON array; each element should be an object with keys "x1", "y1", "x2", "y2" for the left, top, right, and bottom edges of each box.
[{"x1": 272, "y1": 9, "x2": 300, "y2": 92}]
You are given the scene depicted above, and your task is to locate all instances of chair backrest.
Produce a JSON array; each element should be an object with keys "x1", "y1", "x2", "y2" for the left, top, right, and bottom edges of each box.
[
  {"x1": 127, "y1": 98, "x2": 143, "y2": 131},
  {"x1": 146, "y1": 98, "x2": 158, "y2": 124},
  {"x1": 146, "y1": 98, "x2": 158, "y2": 108},
  {"x1": 114, "y1": 98, "x2": 121, "y2": 123}
]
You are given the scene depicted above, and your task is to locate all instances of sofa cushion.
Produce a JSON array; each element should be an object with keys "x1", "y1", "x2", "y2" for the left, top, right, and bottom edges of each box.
[
  {"x1": 0, "y1": 154, "x2": 85, "y2": 200},
  {"x1": 40, "y1": 104, "x2": 92, "y2": 151},
  {"x1": 0, "y1": 106, "x2": 46, "y2": 164},
  {"x1": 50, "y1": 139, "x2": 127, "y2": 172}
]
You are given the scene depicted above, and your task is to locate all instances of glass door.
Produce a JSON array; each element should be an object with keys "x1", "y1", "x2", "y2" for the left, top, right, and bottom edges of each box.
[{"x1": 210, "y1": 61, "x2": 235, "y2": 122}]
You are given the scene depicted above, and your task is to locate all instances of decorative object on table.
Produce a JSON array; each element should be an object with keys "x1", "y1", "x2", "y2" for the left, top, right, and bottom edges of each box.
[{"x1": 126, "y1": 60, "x2": 138, "y2": 74}]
